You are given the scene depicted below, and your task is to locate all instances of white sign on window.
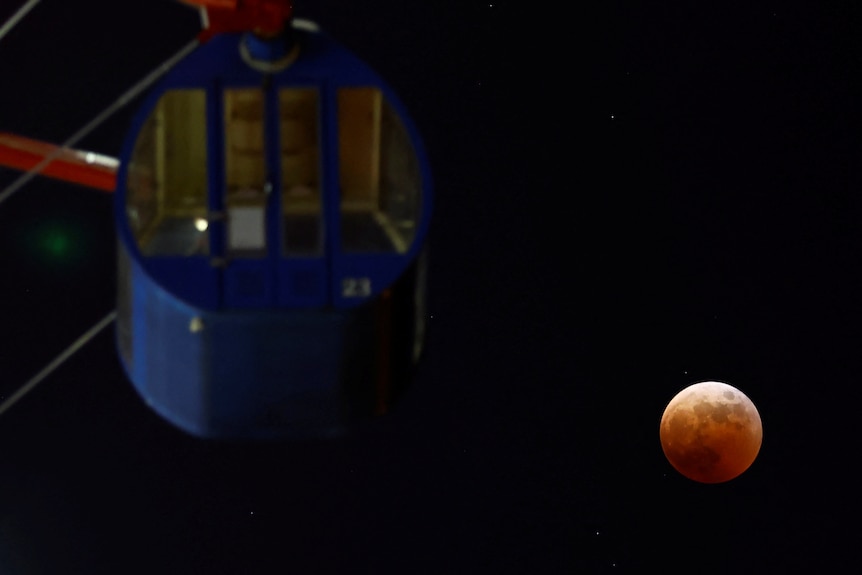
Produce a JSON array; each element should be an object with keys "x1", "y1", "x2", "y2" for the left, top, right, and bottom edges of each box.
[{"x1": 228, "y1": 206, "x2": 265, "y2": 251}]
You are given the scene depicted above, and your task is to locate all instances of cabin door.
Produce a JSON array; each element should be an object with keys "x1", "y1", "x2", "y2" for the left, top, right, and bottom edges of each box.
[{"x1": 219, "y1": 85, "x2": 328, "y2": 309}]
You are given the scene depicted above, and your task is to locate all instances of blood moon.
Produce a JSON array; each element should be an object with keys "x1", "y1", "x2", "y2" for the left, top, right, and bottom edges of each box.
[{"x1": 660, "y1": 381, "x2": 762, "y2": 484}]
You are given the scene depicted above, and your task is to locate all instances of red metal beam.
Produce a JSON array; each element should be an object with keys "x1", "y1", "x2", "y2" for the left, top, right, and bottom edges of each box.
[
  {"x1": 0, "y1": 132, "x2": 117, "y2": 192},
  {"x1": 179, "y1": 0, "x2": 293, "y2": 42}
]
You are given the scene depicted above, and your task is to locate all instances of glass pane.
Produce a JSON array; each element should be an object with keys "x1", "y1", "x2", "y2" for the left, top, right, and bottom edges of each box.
[
  {"x1": 280, "y1": 88, "x2": 321, "y2": 256},
  {"x1": 224, "y1": 88, "x2": 267, "y2": 258},
  {"x1": 126, "y1": 89, "x2": 209, "y2": 256},
  {"x1": 337, "y1": 87, "x2": 421, "y2": 254}
]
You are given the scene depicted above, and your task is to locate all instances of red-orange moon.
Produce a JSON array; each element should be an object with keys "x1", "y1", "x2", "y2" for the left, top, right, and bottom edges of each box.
[{"x1": 660, "y1": 381, "x2": 763, "y2": 484}]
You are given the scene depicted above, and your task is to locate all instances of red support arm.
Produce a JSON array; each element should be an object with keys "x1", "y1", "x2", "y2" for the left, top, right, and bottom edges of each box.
[
  {"x1": 179, "y1": 0, "x2": 293, "y2": 42},
  {"x1": 0, "y1": 132, "x2": 117, "y2": 192}
]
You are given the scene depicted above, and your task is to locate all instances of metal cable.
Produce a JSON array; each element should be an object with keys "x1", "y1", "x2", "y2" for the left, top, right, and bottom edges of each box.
[
  {"x1": 0, "y1": 36, "x2": 200, "y2": 208},
  {"x1": 0, "y1": 310, "x2": 117, "y2": 417},
  {"x1": 0, "y1": 0, "x2": 42, "y2": 45}
]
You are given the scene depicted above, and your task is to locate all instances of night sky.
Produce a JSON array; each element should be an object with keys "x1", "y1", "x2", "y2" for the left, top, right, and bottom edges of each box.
[{"x1": 0, "y1": 1, "x2": 860, "y2": 572}]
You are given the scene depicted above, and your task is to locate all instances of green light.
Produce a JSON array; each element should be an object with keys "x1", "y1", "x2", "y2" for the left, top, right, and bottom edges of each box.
[
  {"x1": 40, "y1": 229, "x2": 72, "y2": 259},
  {"x1": 24, "y1": 218, "x2": 88, "y2": 270}
]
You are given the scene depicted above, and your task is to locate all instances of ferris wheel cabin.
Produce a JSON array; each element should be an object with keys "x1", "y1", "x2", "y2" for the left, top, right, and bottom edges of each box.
[{"x1": 114, "y1": 20, "x2": 432, "y2": 439}]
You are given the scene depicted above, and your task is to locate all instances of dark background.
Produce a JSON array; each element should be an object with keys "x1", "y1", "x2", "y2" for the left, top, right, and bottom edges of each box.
[{"x1": 0, "y1": 1, "x2": 860, "y2": 572}]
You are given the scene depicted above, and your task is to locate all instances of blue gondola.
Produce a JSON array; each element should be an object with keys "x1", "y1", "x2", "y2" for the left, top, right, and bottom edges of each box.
[{"x1": 114, "y1": 17, "x2": 433, "y2": 439}]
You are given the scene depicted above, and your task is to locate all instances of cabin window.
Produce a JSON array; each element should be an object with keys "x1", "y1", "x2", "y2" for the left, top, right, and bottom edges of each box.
[
  {"x1": 280, "y1": 87, "x2": 322, "y2": 256},
  {"x1": 126, "y1": 89, "x2": 209, "y2": 256},
  {"x1": 224, "y1": 88, "x2": 267, "y2": 258},
  {"x1": 337, "y1": 87, "x2": 421, "y2": 254}
]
